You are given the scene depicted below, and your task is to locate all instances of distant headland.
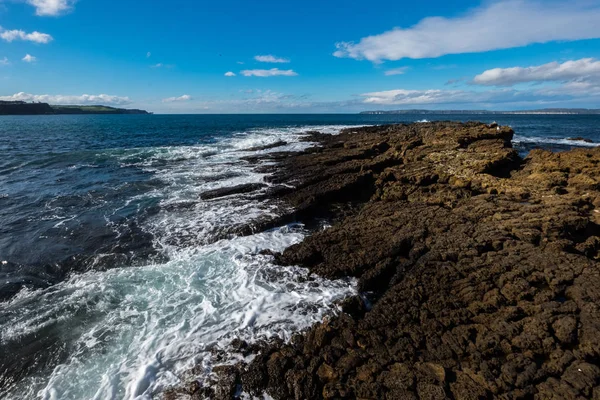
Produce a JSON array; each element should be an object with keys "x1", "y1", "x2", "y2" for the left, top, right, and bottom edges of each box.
[
  {"x1": 360, "y1": 108, "x2": 600, "y2": 115},
  {"x1": 0, "y1": 101, "x2": 151, "y2": 115}
]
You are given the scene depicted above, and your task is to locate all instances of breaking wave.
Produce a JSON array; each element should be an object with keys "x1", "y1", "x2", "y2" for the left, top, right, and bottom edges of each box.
[
  {"x1": 0, "y1": 124, "x2": 361, "y2": 399},
  {"x1": 513, "y1": 134, "x2": 599, "y2": 148}
]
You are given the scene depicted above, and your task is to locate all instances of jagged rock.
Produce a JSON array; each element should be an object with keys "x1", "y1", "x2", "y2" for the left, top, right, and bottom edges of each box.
[
  {"x1": 200, "y1": 183, "x2": 266, "y2": 200},
  {"x1": 192, "y1": 122, "x2": 600, "y2": 399}
]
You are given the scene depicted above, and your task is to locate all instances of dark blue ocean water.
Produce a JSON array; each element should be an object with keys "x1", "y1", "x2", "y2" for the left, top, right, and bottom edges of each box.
[{"x1": 0, "y1": 113, "x2": 599, "y2": 398}]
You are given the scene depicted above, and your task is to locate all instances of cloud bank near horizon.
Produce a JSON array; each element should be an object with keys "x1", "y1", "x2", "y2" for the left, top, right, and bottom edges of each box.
[
  {"x1": 0, "y1": 92, "x2": 132, "y2": 105},
  {"x1": 6, "y1": 56, "x2": 600, "y2": 113}
]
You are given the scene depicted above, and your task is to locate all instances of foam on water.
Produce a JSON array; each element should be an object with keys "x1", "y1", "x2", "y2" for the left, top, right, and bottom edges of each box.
[
  {"x1": 0, "y1": 125, "x2": 361, "y2": 399},
  {"x1": 513, "y1": 134, "x2": 600, "y2": 148},
  {"x1": 3, "y1": 226, "x2": 356, "y2": 399},
  {"x1": 116, "y1": 125, "x2": 361, "y2": 250}
]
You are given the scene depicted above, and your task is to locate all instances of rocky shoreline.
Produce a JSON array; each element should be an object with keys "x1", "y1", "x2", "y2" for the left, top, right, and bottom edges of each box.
[{"x1": 169, "y1": 122, "x2": 600, "y2": 399}]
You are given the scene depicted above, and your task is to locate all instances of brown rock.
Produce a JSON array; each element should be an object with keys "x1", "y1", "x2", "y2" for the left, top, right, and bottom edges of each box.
[
  {"x1": 416, "y1": 362, "x2": 446, "y2": 383},
  {"x1": 317, "y1": 363, "x2": 337, "y2": 382},
  {"x1": 552, "y1": 316, "x2": 578, "y2": 345},
  {"x1": 562, "y1": 362, "x2": 600, "y2": 397},
  {"x1": 416, "y1": 382, "x2": 448, "y2": 400},
  {"x1": 186, "y1": 122, "x2": 600, "y2": 400}
]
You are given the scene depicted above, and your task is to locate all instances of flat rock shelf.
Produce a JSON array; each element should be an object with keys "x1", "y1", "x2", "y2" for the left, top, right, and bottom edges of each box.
[{"x1": 168, "y1": 122, "x2": 600, "y2": 399}]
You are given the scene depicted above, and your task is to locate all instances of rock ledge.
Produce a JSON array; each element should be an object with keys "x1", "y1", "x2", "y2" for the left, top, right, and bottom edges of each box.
[{"x1": 171, "y1": 122, "x2": 600, "y2": 399}]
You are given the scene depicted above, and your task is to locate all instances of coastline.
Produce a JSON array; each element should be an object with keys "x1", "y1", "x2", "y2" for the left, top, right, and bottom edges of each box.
[
  {"x1": 169, "y1": 121, "x2": 600, "y2": 399},
  {"x1": 0, "y1": 101, "x2": 151, "y2": 115}
]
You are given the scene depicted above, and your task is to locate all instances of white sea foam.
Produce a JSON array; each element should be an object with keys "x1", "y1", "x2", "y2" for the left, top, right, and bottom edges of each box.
[
  {"x1": 2, "y1": 227, "x2": 356, "y2": 400},
  {"x1": 115, "y1": 125, "x2": 365, "y2": 250},
  {"x1": 513, "y1": 134, "x2": 599, "y2": 148},
  {"x1": 415, "y1": 119, "x2": 430, "y2": 123},
  {"x1": 0, "y1": 125, "x2": 362, "y2": 399}
]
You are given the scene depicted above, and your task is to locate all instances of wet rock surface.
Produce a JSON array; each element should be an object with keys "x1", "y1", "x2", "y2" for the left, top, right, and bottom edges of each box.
[
  {"x1": 172, "y1": 122, "x2": 600, "y2": 399},
  {"x1": 199, "y1": 183, "x2": 267, "y2": 200}
]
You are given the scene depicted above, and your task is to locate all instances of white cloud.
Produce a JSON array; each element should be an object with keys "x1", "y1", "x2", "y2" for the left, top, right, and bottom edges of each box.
[
  {"x1": 359, "y1": 88, "x2": 549, "y2": 106},
  {"x1": 0, "y1": 28, "x2": 53, "y2": 43},
  {"x1": 384, "y1": 67, "x2": 408, "y2": 76},
  {"x1": 162, "y1": 94, "x2": 192, "y2": 103},
  {"x1": 224, "y1": 71, "x2": 236, "y2": 77},
  {"x1": 473, "y1": 58, "x2": 600, "y2": 86},
  {"x1": 146, "y1": 52, "x2": 151, "y2": 58},
  {"x1": 151, "y1": 63, "x2": 175, "y2": 69},
  {"x1": 22, "y1": 54, "x2": 36, "y2": 63},
  {"x1": 535, "y1": 80, "x2": 600, "y2": 97},
  {"x1": 361, "y1": 89, "x2": 476, "y2": 105},
  {"x1": 0, "y1": 57, "x2": 9, "y2": 66},
  {"x1": 254, "y1": 55, "x2": 290, "y2": 63},
  {"x1": 26, "y1": 0, "x2": 75, "y2": 16},
  {"x1": 0, "y1": 92, "x2": 132, "y2": 105},
  {"x1": 241, "y1": 68, "x2": 298, "y2": 77},
  {"x1": 334, "y1": 0, "x2": 600, "y2": 62},
  {"x1": 148, "y1": 82, "x2": 600, "y2": 113},
  {"x1": 359, "y1": 79, "x2": 600, "y2": 106},
  {"x1": 155, "y1": 90, "x2": 322, "y2": 113}
]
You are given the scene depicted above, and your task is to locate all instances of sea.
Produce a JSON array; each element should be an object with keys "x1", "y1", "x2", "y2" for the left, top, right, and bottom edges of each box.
[{"x1": 0, "y1": 114, "x2": 599, "y2": 399}]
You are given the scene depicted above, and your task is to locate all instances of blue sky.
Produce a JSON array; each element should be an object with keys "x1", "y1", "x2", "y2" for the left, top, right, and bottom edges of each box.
[{"x1": 1, "y1": 0, "x2": 600, "y2": 113}]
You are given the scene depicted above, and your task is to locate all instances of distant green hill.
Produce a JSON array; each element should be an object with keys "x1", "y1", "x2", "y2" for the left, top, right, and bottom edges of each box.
[
  {"x1": 0, "y1": 101, "x2": 151, "y2": 115},
  {"x1": 51, "y1": 105, "x2": 151, "y2": 114}
]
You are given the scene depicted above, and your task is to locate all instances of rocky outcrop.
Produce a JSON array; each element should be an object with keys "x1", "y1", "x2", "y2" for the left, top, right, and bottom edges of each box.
[{"x1": 172, "y1": 122, "x2": 600, "y2": 399}]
